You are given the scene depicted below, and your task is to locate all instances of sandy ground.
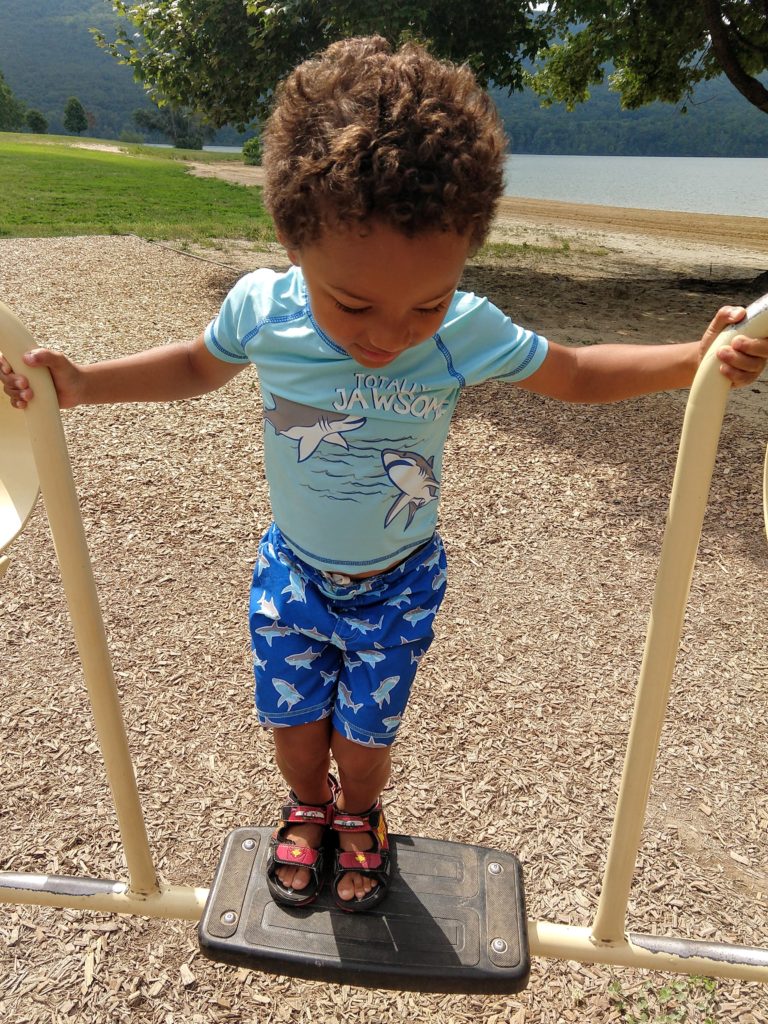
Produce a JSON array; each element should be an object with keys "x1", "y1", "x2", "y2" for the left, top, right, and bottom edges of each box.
[{"x1": 0, "y1": 166, "x2": 767, "y2": 1023}]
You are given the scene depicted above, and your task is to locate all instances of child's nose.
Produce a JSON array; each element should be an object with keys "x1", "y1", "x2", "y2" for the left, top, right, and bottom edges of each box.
[{"x1": 367, "y1": 321, "x2": 412, "y2": 353}]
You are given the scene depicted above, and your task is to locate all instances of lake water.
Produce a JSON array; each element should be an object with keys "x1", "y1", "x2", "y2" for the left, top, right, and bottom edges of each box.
[
  {"x1": 503, "y1": 154, "x2": 768, "y2": 218},
  {"x1": 202, "y1": 146, "x2": 766, "y2": 218}
]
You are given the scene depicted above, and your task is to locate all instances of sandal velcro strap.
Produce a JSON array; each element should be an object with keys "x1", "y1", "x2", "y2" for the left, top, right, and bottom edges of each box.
[
  {"x1": 281, "y1": 803, "x2": 333, "y2": 826},
  {"x1": 337, "y1": 849, "x2": 384, "y2": 871},
  {"x1": 274, "y1": 842, "x2": 322, "y2": 868},
  {"x1": 332, "y1": 807, "x2": 381, "y2": 833}
]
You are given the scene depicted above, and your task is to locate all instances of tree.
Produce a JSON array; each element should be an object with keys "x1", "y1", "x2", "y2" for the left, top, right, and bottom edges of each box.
[
  {"x1": 63, "y1": 96, "x2": 88, "y2": 135},
  {"x1": 0, "y1": 67, "x2": 25, "y2": 131},
  {"x1": 132, "y1": 104, "x2": 214, "y2": 149},
  {"x1": 26, "y1": 109, "x2": 48, "y2": 134},
  {"x1": 96, "y1": 1, "x2": 768, "y2": 130},
  {"x1": 96, "y1": 0, "x2": 548, "y2": 130},
  {"x1": 533, "y1": 1, "x2": 768, "y2": 116}
]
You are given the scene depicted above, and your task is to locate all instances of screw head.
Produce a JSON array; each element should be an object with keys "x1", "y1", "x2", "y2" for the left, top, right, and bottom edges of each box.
[
  {"x1": 221, "y1": 911, "x2": 238, "y2": 925},
  {"x1": 488, "y1": 861, "x2": 503, "y2": 875},
  {"x1": 491, "y1": 937, "x2": 508, "y2": 954},
  {"x1": 242, "y1": 838, "x2": 256, "y2": 851}
]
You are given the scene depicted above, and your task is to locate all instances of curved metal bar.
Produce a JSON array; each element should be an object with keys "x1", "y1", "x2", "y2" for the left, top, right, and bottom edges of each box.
[
  {"x1": 591, "y1": 295, "x2": 768, "y2": 944},
  {"x1": 0, "y1": 301, "x2": 160, "y2": 898}
]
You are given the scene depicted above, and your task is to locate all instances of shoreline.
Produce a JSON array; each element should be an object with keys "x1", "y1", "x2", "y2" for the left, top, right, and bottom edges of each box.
[
  {"x1": 494, "y1": 195, "x2": 768, "y2": 254},
  {"x1": 187, "y1": 161, "x2": 768, "y2": 256}
]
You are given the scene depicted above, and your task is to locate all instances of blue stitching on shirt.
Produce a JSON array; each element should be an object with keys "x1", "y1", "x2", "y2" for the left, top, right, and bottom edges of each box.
[
  {"x1": 434, "y1": 334, "x2": 466, "y2": 387},
  {"x1": 241, "y1": 308, "x2": 306, "y2": 347},
  {"x1": 493, "y1": 335, "x2": 544, "y2": 380},
  {"x1": 303, "y1": 291, "x2": 349, "y2": 356},
  {"x1": 207, "y1": 324, "x2": 249, "y2": 362}
]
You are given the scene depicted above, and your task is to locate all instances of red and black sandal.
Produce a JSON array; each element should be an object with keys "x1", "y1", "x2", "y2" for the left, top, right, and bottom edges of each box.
[
  {"x1": 331, "y1": 798, "x2": 391, "y2": 913},
  {"x1": 266, "y1": 776, "x2": 338, "y2": 908}
]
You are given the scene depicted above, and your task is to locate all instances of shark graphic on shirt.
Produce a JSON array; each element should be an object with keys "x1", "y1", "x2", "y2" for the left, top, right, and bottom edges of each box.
[
  {"x1": 263, "y1": 395, "x2": 366, "y2": 462},
  {"x1": 381, "y1": 449, "x2": 440, "y2": 529}
]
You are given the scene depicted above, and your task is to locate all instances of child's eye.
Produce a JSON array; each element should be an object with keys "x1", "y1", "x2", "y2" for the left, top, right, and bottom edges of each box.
[
  {"x1": 415, "y1": 303, "x2": 447, "y2": 316},
  {"x1": 334, "y1": 300, "x2": 370, "y2": 315}
]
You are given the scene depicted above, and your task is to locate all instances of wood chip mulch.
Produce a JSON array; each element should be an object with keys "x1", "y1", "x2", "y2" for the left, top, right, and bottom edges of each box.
[{"x1": 0, "y1": 233, "x2": 766, "y2": 1023}]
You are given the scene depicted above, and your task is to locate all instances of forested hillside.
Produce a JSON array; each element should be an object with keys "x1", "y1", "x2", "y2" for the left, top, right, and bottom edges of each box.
[
  {"x1": 0, "y1": 0, "x2": 151, "y2": 138},
  {"x1": 496, "y1": 74, "x2": 768, "y2": 157},
  {"x1": 0, "y1": 0, "x2": 767, "y2": 154}
]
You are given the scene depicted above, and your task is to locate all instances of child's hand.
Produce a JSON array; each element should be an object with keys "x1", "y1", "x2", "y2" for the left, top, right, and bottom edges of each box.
[
  {"x1": 0, "y1": 348, "x2": 83, "y2": 410},
  {"x1": 699, "y1": 306, "x2": 768, "y2": 388}
]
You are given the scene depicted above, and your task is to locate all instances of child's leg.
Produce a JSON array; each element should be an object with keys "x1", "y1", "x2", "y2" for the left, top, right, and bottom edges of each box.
[
  {"x1": 271, "y1": 719, "x2": 334, "y2": 892},
  {"x1": 331, "y1": 729, "x2": 392, "y2": 902},
  {"x1": 324, "y1": 535, "x2": 448, "y2": 907}
]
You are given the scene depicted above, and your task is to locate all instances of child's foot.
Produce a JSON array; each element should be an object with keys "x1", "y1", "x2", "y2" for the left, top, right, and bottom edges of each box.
[
  {"x1": 336, "y1": 827, "x2": 377, "y2": 902},
  {"x1": 332, "y1": 799, "x2": 391, "y2": 911},
  {"x1": 274, "y1": 821, "x2": 325, "y2": 892},
  {"x1": 266, "y1": 780, "x2": 337, "y2": 908}
]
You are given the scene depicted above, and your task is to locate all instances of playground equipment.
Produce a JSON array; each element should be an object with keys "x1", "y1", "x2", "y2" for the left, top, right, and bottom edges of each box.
[{"x1": 1, "y1": 295, "x2": 767, "y2": 992}]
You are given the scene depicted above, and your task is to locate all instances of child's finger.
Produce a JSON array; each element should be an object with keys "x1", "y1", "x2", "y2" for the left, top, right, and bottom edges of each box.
[
  {"x1": 731, "y1": 333, "x2": 768, "y2": 357},
  {"x1": 23, "y1": 347, "x2": 56, "y2": 367},
  {"x1": 706, "y1": 305, "x2": 746, "y2": 338},
  {"x1": 717, "y1": 343, "x2": 768, "y2": 385}
]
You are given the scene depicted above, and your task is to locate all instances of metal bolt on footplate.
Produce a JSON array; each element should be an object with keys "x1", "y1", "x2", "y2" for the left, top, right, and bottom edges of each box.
[
  {"x1": 221, "y1": 911, "x2": 238, "y2": 926},
  {"x1": 491, "y1": 938, "x2": 508, "y2": 954},
  {"x1": 242, "y1": 839, "x2": 256, "y2": 851},
  {"x1": 488, "y1": 862, "x2": 503, "y2": 875}
]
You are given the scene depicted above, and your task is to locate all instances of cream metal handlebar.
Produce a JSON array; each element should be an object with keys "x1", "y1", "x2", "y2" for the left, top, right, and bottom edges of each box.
[
  {"x1": 591, "y1": 290, "x2": 768, "y2": 943},
  {"x1": 0, "y1": 300, "x2": 162, "y2": 899}
]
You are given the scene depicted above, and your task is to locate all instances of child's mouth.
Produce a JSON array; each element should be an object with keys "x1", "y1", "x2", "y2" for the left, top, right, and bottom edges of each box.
[{"x1": 356, "y1": 344, "x2": 397, "y2": 365}]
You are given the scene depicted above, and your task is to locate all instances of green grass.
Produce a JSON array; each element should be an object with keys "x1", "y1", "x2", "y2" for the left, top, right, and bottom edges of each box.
[
  {"x1": 0, "y1": 134, "x2": 272, "y2": 243},
  {"x1": 477, "y1": 238, "x2": 609, "y2": 261},
  {"x1": 605, "y1": 974, "x2": 719, "y2": 1024}
]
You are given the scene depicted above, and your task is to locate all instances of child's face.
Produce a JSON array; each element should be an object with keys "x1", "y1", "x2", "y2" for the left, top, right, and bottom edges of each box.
[{"x1": 285, "y1": 221, "x2": 472, "y2": 369}]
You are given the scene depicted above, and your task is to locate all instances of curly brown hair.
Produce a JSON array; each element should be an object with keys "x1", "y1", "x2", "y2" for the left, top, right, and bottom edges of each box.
[{"x1": 262, "y1": 36, "x2": 507, "y2": 252}]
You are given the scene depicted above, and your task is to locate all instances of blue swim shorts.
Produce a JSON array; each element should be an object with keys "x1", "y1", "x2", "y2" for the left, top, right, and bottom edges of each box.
[{"x1": 249, "y1": 523, "x2": 448, "y2": 747}]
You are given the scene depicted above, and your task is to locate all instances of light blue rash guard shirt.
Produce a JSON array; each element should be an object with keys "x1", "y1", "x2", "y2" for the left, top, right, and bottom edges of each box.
[{"x1": 204, "y1": 266, "x2": 548, "y2": 573}]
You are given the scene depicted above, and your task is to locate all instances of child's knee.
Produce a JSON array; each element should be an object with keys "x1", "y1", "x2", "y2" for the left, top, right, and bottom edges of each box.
[
  {"x1": 331, "y1": 729, "x2": 392, "y2": 774},
  {"x1": 273, "y1": 719, "x2": 333, "y2": 771}
]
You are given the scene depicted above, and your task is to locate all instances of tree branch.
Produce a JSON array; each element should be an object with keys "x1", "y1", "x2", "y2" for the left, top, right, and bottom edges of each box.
[{"x1": 700, "y1": 0, "x2": 768, "y2": 113}]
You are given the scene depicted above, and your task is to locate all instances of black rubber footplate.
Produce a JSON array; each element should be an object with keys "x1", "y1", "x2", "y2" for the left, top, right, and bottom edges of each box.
[{"x1": 198, "y1": 826, "x2": 529, "y2": 994}]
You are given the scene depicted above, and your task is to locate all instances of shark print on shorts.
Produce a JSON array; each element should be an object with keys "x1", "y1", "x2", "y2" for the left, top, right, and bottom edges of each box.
[{"x1": 249, "y1": 523, "x2": 447, "y2": 746}]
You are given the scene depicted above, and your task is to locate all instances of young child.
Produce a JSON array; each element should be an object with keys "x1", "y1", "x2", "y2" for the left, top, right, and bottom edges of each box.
[{"x1": 2, "y1": 36, "x2": 767, "y2": 914}]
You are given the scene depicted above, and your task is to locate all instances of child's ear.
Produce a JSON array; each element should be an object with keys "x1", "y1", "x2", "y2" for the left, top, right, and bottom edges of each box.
[{"x1": 276, "y1": 231, "x2": 300, "y2": 266}]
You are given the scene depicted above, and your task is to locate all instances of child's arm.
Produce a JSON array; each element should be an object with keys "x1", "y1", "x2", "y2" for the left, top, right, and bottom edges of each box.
[
  {"x1": 519, "y1": 306, "x2": 768, "y2": 404},
  {"x1": 0, "y1": 333, "x2": 245, "y2": 410}
]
